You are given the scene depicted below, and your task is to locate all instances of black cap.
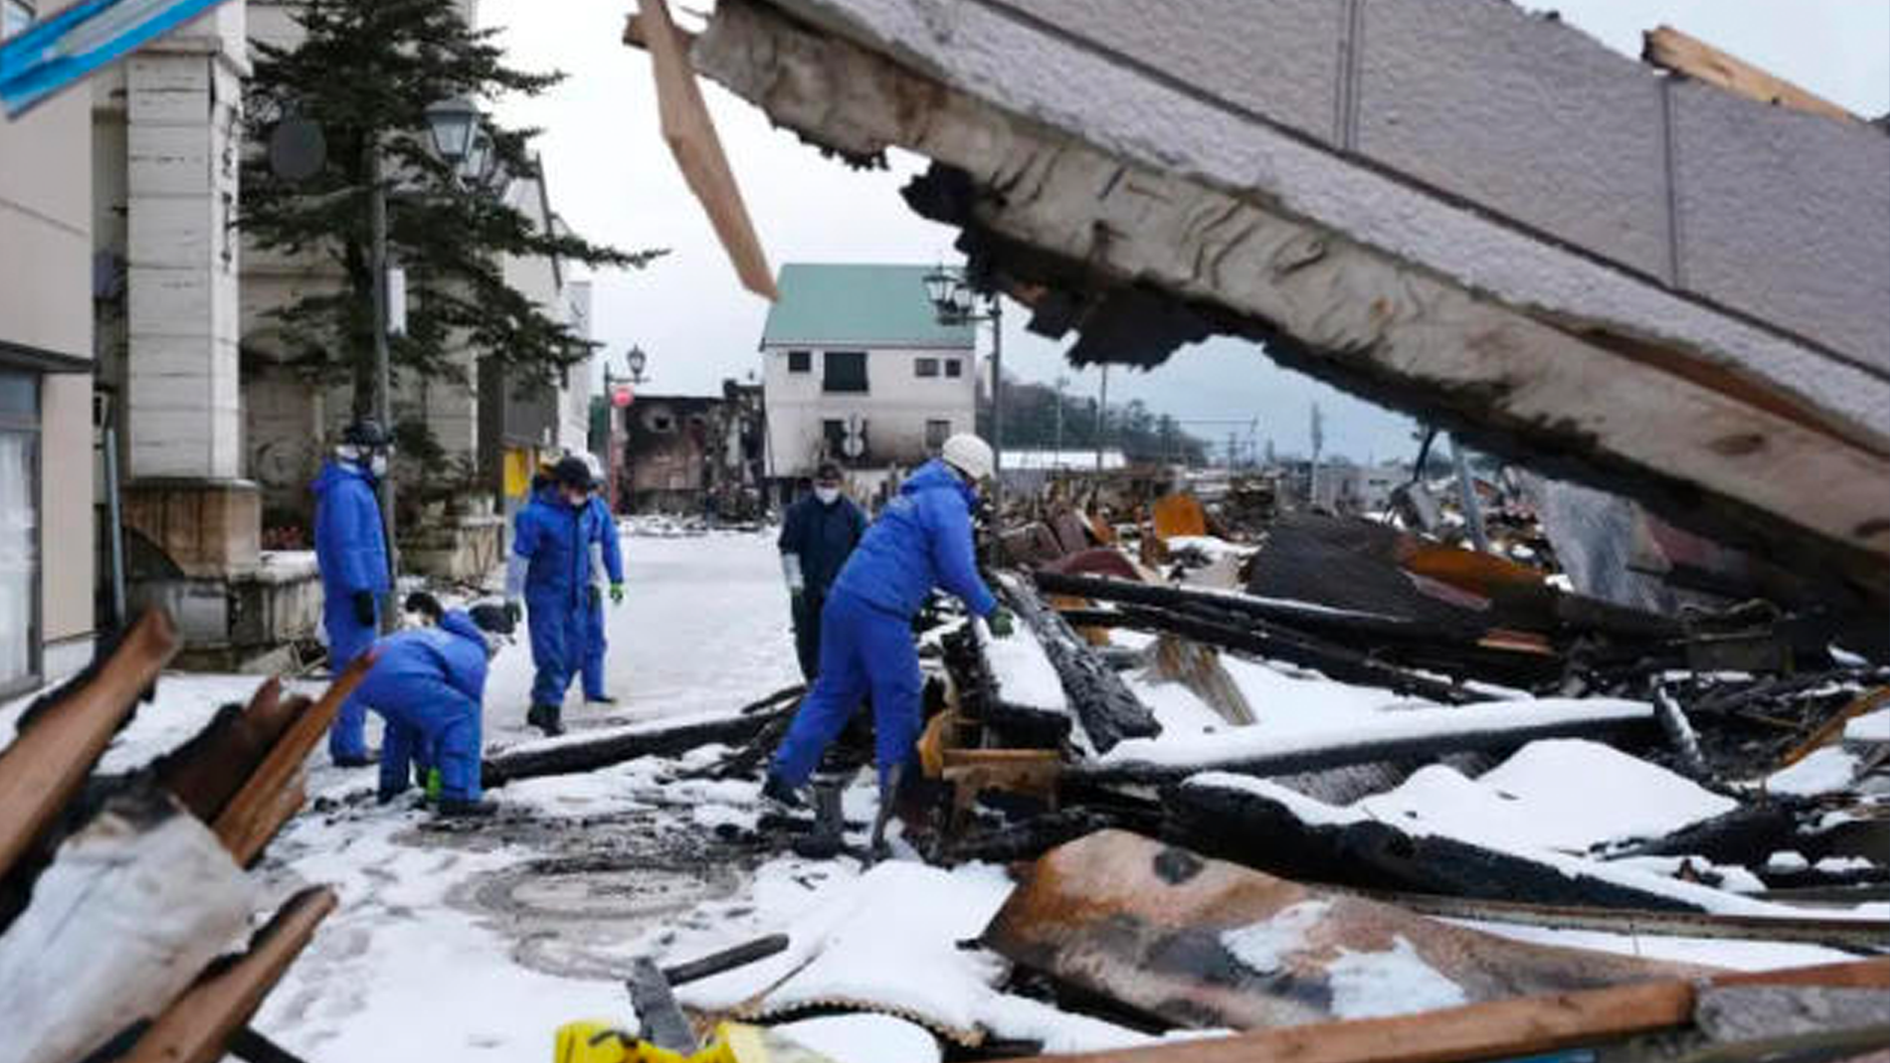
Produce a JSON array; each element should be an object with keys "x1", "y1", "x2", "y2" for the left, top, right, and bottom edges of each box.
[
  {"x1": 468, "y1": 602, "x2": 515, "y2": 637},
  {"x1": 403, "y1": 591, "x2": 444, "y2": 622},
  {"x1": 552, "y1": 455, "x2": 593, "y2": 491},
  {"x1": 815, "y1": 462, "x2": 844, "y2": 484},
  {"x1": 343, "y1": 419, "x2": 390, "y2": 449}
]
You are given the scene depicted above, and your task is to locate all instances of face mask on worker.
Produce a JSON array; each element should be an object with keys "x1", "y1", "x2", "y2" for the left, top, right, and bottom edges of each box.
[
  {"x1": 370, "y1": 453, "x2": 388, "y2": 478},
  {"x1": 815, "y1": 486, "x2": 840, "y2": 505}
]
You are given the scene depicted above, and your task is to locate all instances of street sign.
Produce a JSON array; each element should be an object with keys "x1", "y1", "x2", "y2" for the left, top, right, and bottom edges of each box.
[
  {"x1": 1, "y1": 0, "x2": 239, "y2": 117},
  {"x1": 611, "y1": 385, "x2": 633, "y2": 409},
  {"x1": 841, "y1": 433, "x2": 864, "y2": 459},
  {"x1": 386, "y1": 267, "x2": 407, "y2": 337}
]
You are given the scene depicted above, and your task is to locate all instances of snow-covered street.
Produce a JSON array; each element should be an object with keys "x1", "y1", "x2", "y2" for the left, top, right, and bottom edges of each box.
[{"x1": 254, "y1": 529, "x2": 813, "y2": 1062}]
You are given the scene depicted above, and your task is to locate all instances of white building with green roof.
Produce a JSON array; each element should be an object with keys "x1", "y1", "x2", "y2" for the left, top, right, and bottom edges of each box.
[{"x1": 759, "y1": 264, "x2": 978, "y2": 492}]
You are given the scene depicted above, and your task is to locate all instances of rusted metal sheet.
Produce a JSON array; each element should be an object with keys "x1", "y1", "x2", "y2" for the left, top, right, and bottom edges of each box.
[{"x1": 982, "y1": 831, "x2": 1706, "y2": 1031}]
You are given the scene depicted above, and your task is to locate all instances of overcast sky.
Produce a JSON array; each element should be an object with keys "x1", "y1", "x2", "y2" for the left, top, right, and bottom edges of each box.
[{"x1": 480, "y1": 0, "x2": 1888, "y2": 463}]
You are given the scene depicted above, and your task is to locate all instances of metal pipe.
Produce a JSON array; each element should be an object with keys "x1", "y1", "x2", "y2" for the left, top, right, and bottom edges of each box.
[
  {"x1": 1451, "y1": 433, "x2": 1490, "y2": 552},
  {"x1": 103, "y1": 420, "x2": 126, "y2": 633}
]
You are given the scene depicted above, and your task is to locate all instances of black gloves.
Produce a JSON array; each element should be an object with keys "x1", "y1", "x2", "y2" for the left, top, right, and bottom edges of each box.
[{"x1": 353, "y1": 590, "x2": 377, "y2": 628}]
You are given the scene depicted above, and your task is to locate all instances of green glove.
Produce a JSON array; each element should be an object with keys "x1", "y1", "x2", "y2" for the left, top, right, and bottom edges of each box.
[
  {"x1": 987, "y1": 606, "x2": 1016, "y2": 639},
  {"x1": 610, "y1": 583, "x2": 625, "y2": 605},
  {"x1": 424, "y1": 767, "x2": 442, "y2": 803}
]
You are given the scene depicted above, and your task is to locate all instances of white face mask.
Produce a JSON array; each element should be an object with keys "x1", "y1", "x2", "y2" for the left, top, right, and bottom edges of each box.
[
  {"x1": 370, "y1": 453, "x2": 389, "y2": 477},
  {"x1": 815, "y1": 486, "x2": 840, "y2": 505}
]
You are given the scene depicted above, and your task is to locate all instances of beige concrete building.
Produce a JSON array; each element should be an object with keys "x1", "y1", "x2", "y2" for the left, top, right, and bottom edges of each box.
[{"x1": 0, "y1": 0, "x2": 98, "y2": 691}]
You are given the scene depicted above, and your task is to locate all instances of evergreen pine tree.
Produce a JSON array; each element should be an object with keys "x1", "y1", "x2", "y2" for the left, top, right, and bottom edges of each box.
[{"x1": 241, "y1": 0, "x2": 662, "y2": 427}]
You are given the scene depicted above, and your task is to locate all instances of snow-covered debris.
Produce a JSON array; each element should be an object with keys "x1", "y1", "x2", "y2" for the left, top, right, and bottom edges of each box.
[
  {"x1": 1221, "y1": 901, "x2": 1331, "y2": 973},
  {"x1": 1765, "y1": 851, "x2": 1811, "y2": 874},
  {"x1": 1846, "y1": 707, "x2": 1890, "y2": 744},
  {"x1": 1348, "y1": 739, "x2": 1737, "y2": 853},
  {"x1": 1453, "y1": 921, "x2": 1856, "y2": 972},
  {"x1": 1766, "y1": 746, "x2": 1861, "y2": 797},
  {"x1": 983, "y1": 626, "x2": 1067, "y2": 713},
  {"x1": 1182, "y1": 772, "x2": 1781, "y2": 916},
  {"x1": 1326, "y1": 938, "x2": 1469, "y2": 1019},
  {"x1": 775, "y1": 1015, "x2": 941, "y2": 1063},
  {"x1": 1092, "y1": 698, "x2": 1652, "y2": 778}
]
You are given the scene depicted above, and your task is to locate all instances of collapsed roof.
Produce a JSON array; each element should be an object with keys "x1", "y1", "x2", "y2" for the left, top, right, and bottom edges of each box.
[{"x1": 661, "y1": 0, "x2": 1890, "y2": 612}]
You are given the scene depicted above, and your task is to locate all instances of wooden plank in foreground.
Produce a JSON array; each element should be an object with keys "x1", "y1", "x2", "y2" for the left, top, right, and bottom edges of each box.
[
  {"x1": 122, "y1": 887, "x2": 339, "y2": 1063},
  {"x1": 0, "y1": 609, "x2": 179, "y2": 879},
  {"x1": 1644, "y1": 26, "x2": 1861, "y2": 124},
  {"x1": 213, "y1": 653, "x2": 374, "y2": 865}
]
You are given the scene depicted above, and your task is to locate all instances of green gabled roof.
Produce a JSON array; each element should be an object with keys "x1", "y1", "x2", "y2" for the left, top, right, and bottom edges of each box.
[{"x1": 760, "y1": 263, "x2": 976, "y2": 349}]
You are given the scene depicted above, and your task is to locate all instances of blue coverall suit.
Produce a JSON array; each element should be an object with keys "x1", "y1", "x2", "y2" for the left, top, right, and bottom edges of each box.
[
  {"x1": 312, "y1": 459, "x2": 389, "y2": 761},
  {"x1": 777, "y1": 490, "x2": 867, "y2": 680},
  {"x1": 354, "y1": 610, "x2": 491, "y2": 803},
  {"x1": 581, "y1": 495, "x2": 625, "y2": 701},
  {"x1": 514, "y1": 485, "x2": 591, "y2": 708},
  {"x1": 771, "y1": 460, "x2": 999, "y2": 789}
]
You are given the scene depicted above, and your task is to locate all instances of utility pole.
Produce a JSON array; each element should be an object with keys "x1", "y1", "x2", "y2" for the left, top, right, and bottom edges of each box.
[
  {"x1": 1054, "y1": 374, "x2": 1068, "y2": 460},
  {"x1": 367, "y1": 139, "x2": 398, "y2": 613},
  {"x1": 1095, "y1": 364, "x2": 1109, "y2": 473},
  {"x1": 990, "y1": 297, "x2": 1003, "y2": 502}
]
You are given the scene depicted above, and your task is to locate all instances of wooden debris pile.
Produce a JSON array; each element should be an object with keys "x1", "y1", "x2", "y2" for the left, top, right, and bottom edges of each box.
[{"x1": 0, "y1": 609, "x2": 360, "y2": 1063}]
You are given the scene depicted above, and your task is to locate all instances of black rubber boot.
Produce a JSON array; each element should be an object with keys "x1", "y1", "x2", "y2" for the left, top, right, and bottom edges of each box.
[
  {"x1": 585, "y1": 694, "x2": 618, "y2": 706},
  {"x1": 436, "y1": 796, "x2": 499, "y2": 818},
  {"x1": 332, "y1": 751, "x2": 380, "y2": 769},
  {"x1": 760, "y1": 773, "x2": 805, "y2": 811},
  {"x1": 526, "y1": 703, "x2": 564, "y2": 737}
]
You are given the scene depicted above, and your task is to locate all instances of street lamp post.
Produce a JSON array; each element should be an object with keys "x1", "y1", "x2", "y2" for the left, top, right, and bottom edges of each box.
[
  {"x1": 923, "y1": 267, "x2": 1003, "y2": 511},
  {"x1": 601, "y1": 346, "x2": 649, "y2": 513}
]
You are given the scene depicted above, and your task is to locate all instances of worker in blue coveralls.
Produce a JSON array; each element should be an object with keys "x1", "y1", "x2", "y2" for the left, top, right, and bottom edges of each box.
[
  {"x1": 506, "y1": 455, "x2": 595, "y2": 737},
  {"x1": 356, "y1": 593, "x2": 515, "y2": 817},
  {"x1": 763, "y1": 434, "x2": 1014, "y2": 808},
  {"x1": 778, "y1": 462, "x2": 867, "y2": 681},
  {"x1": 311, "y1": 419, "x2": 392, "y2": 767},
  {"x1": 578, "y1": 452, "x2": 626, "y2": 705}
]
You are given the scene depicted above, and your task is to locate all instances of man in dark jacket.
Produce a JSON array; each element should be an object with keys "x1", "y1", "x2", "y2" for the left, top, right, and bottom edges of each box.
[
  {"x1": 765, "y1": 435, "x2": 1013, "y2": 805},
  {"x1": 311, "y1": 419, "x2": 391, "y2": 766},
  {"x1": 777, "y1": 463, "x2": 867, "y2": 680}
]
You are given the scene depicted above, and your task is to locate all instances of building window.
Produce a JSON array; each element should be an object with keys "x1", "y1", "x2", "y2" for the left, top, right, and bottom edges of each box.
[
  {"x1": 823, "y1": 350, "x2": 868, "y2": 393},
  {"x1": 0, "y1": 369, "x2": 40, "y2": 694},
  {"x1": 915, "y1": 357, "x2": 939, "y2": 378},
  {"x1": 926, "y1": 419, "x2": 951, "y2": 450},
  {"x1": 1, "y1": 0, "x2": 32, "y2": 40},
  {"x1": 786, "y1": 349, "x2": 810, "y2": 373},
  {"x1": 944, "y1": 358, "x2": 963, "y2": 378}
]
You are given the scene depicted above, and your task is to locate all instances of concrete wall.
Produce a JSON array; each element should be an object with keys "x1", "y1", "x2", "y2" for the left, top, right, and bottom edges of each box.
[
  {"x1": 0, "y1": 0, "x2": 96, "y2": 679},
  {"x1": 761, "y1": 343, "x2": 975, "y2": 477}
]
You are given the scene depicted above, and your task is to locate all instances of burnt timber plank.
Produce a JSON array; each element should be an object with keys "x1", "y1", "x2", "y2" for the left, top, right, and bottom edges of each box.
[{"x1": 0, "y1": 609, "x2": 179, "y2": 879}]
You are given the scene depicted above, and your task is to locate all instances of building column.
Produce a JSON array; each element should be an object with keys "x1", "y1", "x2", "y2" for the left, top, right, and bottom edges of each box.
[{"x1": 120, "y1": 5, "x2": 258, "y2": 578}]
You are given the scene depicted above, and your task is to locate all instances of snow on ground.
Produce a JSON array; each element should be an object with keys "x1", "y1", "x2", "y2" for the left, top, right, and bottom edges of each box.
[
  {"x1": 1766, "y1": 745, "x2": 1861, "y2": 797},
  {"x1": 482, "y1": 530, "x2": 801, "y2": 746}
]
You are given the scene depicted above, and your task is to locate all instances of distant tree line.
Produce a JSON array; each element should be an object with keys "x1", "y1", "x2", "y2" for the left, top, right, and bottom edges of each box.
[{"x1": 977, "y1": 378, "x2": 1210, "y2": 465}]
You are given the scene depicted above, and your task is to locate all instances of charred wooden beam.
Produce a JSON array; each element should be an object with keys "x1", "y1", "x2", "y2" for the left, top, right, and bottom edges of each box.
[
  {"x1": 941, "y1": 621, "x2": 1073, "y2": 749},
  {"x1": 1166, "y1": 776, "x2": 1726, "y2": 913},
  {"x1": 482, "y1": 709, "x2": 789, "y2": 787},
  {"x1": 1061, "y1": 600, "x2": 1479, "y2": 705},
  {"x1": 1002, "y1": 576, "x2": 1159, "y2": 753}
]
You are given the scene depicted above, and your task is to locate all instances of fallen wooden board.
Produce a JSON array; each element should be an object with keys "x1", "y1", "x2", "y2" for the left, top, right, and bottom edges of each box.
[
  {"x1": 631, "y1": 0, "x2": 776, "y2": 300},
  {"x1": 214, "y1": 652, "x2": 374, "y2": 866},
  {"x1": 1643, "y1": 26, "x2": 1861, "y2": 124},
  {"x1": 982, "y1": 830, "x2": 1706, "y2": 1032},
  {"x1": 0, "y1": 788, "x2": 258, "y2": 1063},
  {"x1": 122, "y1": 886, "x2": 338, "y2": 1063},
  {"x1": 0, "y1": 609, "x2": 179, "y2": 879}
]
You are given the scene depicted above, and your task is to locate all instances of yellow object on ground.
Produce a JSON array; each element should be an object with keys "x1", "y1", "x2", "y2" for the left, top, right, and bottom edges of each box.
[{"x1": 553, "y1": 1021, "x2": 841, "y2": 1063}]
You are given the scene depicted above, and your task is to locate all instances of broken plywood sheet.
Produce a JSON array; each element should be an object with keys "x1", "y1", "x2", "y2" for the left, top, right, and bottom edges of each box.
[
  {"x1": 689, "y1": 0, "x2": 1890, "y2": 609},
  {"x1": 982, "y1": 830, "x2": 1706, "y2": 1031}
]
